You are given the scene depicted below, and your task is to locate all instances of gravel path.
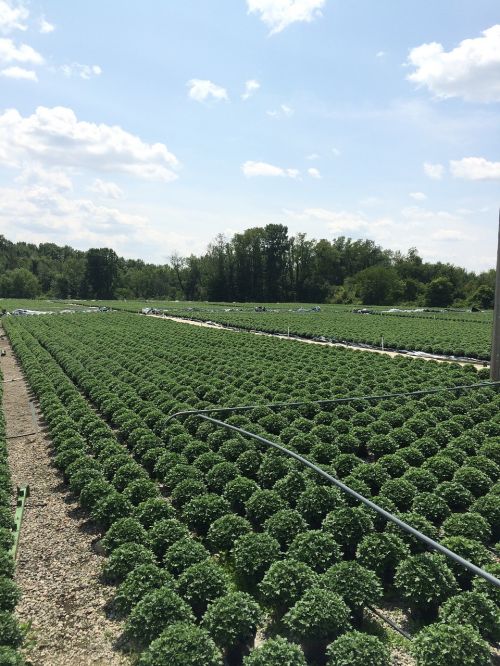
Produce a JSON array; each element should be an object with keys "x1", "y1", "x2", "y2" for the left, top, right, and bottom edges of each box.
[{"x1": 1, "y1": 327, "x2": 129, "y2": 666}]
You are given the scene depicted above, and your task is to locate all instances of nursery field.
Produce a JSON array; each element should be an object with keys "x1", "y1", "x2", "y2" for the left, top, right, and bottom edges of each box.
[
  {"x1": 79, "y1": 300, "x2": 494, "y2": 360},
  {"x1": 2, "y1": 311, "x2": 500, "y2": 665}
]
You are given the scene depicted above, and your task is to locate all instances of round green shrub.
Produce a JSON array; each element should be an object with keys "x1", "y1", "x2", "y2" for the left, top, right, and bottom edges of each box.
[
  {"x1": 137, "y1": 622, "x2": 222, "y2": 666},
  {"x1": 296, "y1": 486, "x2": 345, "y2": 528},
  {"x1": 91, "y1": 491, "x2": 134, "y2": 530},
  {"x1": 273, "y1": 471, "x2": 309, "y2": 505},
  {"x1": 102, "y1": 543, "x2": 156, "y2": 584},
  {"x1": 320, "y1": 561, "x2": 382, "y2": 624},
  {"x1": 233, "y1": 532, "x2": 281, "y2": 584},
  {"x1": 439, "y1": 591, "x2": 500, "y2": 642},
  {"x1": 243, "y1": 637, "x2": 307, "y2": 665},
  {"x1": 453, "y1": 466, "x2": 492, "y2": 497},
  {"x1": 101, "y1": 517, "x2": 147, "y2": 555},
  {"x1": 133, "y1": 497, "x2": 175, "y2": 529},
  {"x1": 0, "y1": 578, "x2": 20, "y2": 612},
  {"x1": 394, "y1": 553, "x2": 458, "y2": 614},
  {"x1": 411, "y1": 622, "x2": 490, "y2": 666},
  {"x1": 258, "y1": 453, "x2": 291, "y2": 487},
  {"x1": 263, "y1": 509, "x2": 307, "y2": 548},
  {"x1": 322, "y1": 507, "x2": 373, "y2": 557},
  {"x1": 177, "y1": 560, "x2": 229, "y2": 616},
  {"x1": 434, "y1": 481, "x2": 474, "y2": 512},
  {"x1": 472, "y1": 562, "x2": 500, "y2": 606},
  {"x1": 125, "y1": 587, "x2": 195, "y2": 645},
  {"x1": 402, "y1": 468, "x2": 438, "y2": 493},
  {"x1": 245, "y1": 490, "x2": 286, "y2": 526},
  {"x1": 287, "y1": 530, "x2": 342, "y2": 572},
  {"x1": 0, "y1": 611, "x2": 22, "y2": 647},
  {"x1": 0, "y1": 529, "x2": 13, "y2": 553},
  {"x1": 193, "y1": 452, "x2": 224, "y2": 474},
  {"x1": 0, "y1": 552, "x2": 14, "y2": 579},
  {"x1": 122, "y1": 479, "x2": 158, "y2": 506},
  {"x1": 223, "y1": 476, "x2": 259, "y2": 514},
  {"x1": 206, "y1": 514, "x2": 252, "y2": 553},
  {"x1": 163, "y1": 537, "x2": 210, "y2": 576},
  {"x1": 385, "y1": 512, "x2": 438, "y2": 553},
  {"x1": 411, "y1": 492, "x2": 450, "y2": 525},
  {"x1": 350, "y1": 463, "x2": 389, "y2": 494},
  {"x1": 148, "y1": 518, "x2": 189, "y2": 560},
  {"x1": 114, "y1": 564, "x2": 174, "y2": 614},
  {"x1": 171, "y1": 479, "x2": 207, "y2": 509},
  {"x1": 258, "y1": 559, "x2": 319, "y2": 614},
  {"x1": 236, "y1": 450, "x2": 262, "y2": 479},
  {"x1": 378, "y1": 478, "x2": 417, "y2": 511},
  {"x1": 356, "y1": 533, "x2": 409, "y2": 582},
  {"x1": 112, "y1": 461, "x2": 148, "y2": 492},
  {"x1": 79, "y1": 478, "x2": 114, "y2": 512},
  {"x1": 202, "y1": 591, "x2": 262, "y2": 649},
  {"x1": 283, "y1": 587, "x2": 351, "y2": 644},
  {"x1": 440, "y1": 536, "x2": 492, "y2": 589},
  {"x1": 326, "y1": 630, "x2": 390, "y2": 666},
  {"x1": 206, "y1": 462, "x2": 239, "y2": 494},
  {"x1": 441, "y1": 512, "x2": 491, "y2": 544},
  {"x1": 0, "y1": 645, "x2": 25, "y2": 665},
  {"x1": 182, "y1": 494, "x2": 230, "y2": 535},
  {"x1": 378, "y1": 454, "x2": 409, "y2": 478},
  {"x1": 472, "y1": 493, "x2": 500, "y2": 541}
]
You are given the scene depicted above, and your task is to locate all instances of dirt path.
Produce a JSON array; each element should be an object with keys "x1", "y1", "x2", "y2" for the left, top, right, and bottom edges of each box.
[
  {"x1": 1, "y1": 328, "x2": 129, "y2": 666},
  {"x1": 147, "y1": 314, "x2": 488, "y2": 370}
]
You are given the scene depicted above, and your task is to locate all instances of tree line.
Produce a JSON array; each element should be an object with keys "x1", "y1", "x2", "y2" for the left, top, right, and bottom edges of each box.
[{"x1": 0, "y1": 225, "x2": 495, "y2": 308}]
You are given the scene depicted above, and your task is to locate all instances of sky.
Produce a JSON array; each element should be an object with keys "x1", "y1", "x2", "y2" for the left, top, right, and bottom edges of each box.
[{"x1": 0, "y1": 0, "x2": 499, "y2": 272}]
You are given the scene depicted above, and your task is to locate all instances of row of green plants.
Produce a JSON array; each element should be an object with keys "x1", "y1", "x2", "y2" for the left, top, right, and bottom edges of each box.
[
  {"x1": 4, "y1": 313, "x2": 500, "y2": 665},
  {"x1": 140, "y1": 305, "x2": 492, "y2": 359},
  {"x1": 0, "y1": 368, "x2": 25, "y2": 665}
]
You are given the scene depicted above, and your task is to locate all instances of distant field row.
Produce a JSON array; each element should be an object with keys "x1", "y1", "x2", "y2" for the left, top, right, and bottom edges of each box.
[
  {"x1": 83, "y1": 300, "x2": 493, "y2": 360},
  {"x1": 0, "y1": 299, "x2": 493, "y2": 360}
]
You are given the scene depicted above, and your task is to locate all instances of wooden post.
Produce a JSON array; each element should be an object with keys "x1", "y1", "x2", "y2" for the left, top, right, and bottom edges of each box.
[{"x1": 491, "y1": 211, "x2": 500, "y2": 381}]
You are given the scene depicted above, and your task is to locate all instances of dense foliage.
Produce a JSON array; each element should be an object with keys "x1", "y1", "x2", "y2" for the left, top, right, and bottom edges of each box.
[{"x1": 4, "y1": 311, "x2": 500, "y2": 664}]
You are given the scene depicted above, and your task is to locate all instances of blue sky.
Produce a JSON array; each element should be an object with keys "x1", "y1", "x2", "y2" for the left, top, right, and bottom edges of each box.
[{"x1": 0, "y1": 0, "x2": 499, "y2": 271}]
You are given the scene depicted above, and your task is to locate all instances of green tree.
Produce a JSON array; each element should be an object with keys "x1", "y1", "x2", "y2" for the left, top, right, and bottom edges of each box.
[
  {"x1": 84, "y1": 248, "x2": 119, "y2": 299},
  {"x1": 0, "y1": 268, "x2": 41, "y2": 297},
  {"x1": 425, "y1": 277, "x2": 455, "y2": 307},
  {"x1": 354, "y1": 265, "x2": 403, "y2": 305},
  {"x1": 470, "y1": 285, "x2": 494, "y2": 310}
]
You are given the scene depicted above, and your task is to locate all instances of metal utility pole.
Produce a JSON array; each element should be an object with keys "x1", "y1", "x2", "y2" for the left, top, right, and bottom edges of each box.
[{"x1": 491, "y1": 210, "x2": 500, "y2": 380}]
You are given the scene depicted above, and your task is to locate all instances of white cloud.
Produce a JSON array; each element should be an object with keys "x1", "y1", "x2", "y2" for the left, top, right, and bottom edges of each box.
[
  {"x1": 39, "y1": 17, "x2": 54, "y2": 34},
  {"x1": 267, "y1": 104, "x2": 294, "y2": 118},
  {"x1": 431, "y1": 229, "x2": 469, "y2": 241},
  {"x1": 307, "y1": 167, "x2": 321, "y2": 179},
  {"x1": 247, "y1": 0, "x2": 326, "y2": 35},
  {"x1": 423, "y1": 162, "x2": 444, "y2": 180},
  {"x1": 242, "y1": 79, "x2": 260, "y2": 100},
  {"x1": 450, "y1": 157, "x2": 500, "y2": 181},
  {"x1": 241, "y1": 160, "x2": 300, "y2": 178},
  {"x1": 401, "y1": 205, "x2": 457, "y2": 224},
  {"x1": 187, "y1": 79, "x2": 228, "y2": 102},
  {"x1": 15, "y1": 163, "x2": 73, "y2": 190},
  {"x1": 0, "y1": 106, "x2": 180, "y2": 182},
  {"x1": 332, "y1": 147, "x2": 341, "y2": 156},
  {"x1": 409, "y1": 192, "x2": 427, "y2": 201},
  {"x1": 0, "y1": 1, "x2": 28, "y2": 33},
  {"x1": 306, "y1": 153, "x2": 319, "y2": 160},
  {"x1": 0, "y1": 37, "x2": 43, "y2": 64},
  {"x1": 296, "y1": 208, "x2": 394, "y2": 235},
  {"x1": 88, "y1": 178, "x2": 124, "y2": 199},
  {"x1": 376, "y1": 51, "x2": 386, "y2": 58},
  {"x1": 61, "y1": 63, "x2": 102, "y2": 79},
  {"x1": 0, "y1": 64, "x2": 35, "y2": 80},
  {"x1": 407, "y1": 25, "x2": 500, "y2": 102}
]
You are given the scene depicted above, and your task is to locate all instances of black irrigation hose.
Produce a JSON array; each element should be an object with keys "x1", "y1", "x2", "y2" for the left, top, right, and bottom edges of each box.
[
  {"x1": 367, "y1": 606, "x2": 412, "y2": 641},
  {"x1": 163, "y1": 380, "x2": 500, "y2": 425},
  {"x1": 195, "y1": 414, "x2": 500, "y2": 589}
]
